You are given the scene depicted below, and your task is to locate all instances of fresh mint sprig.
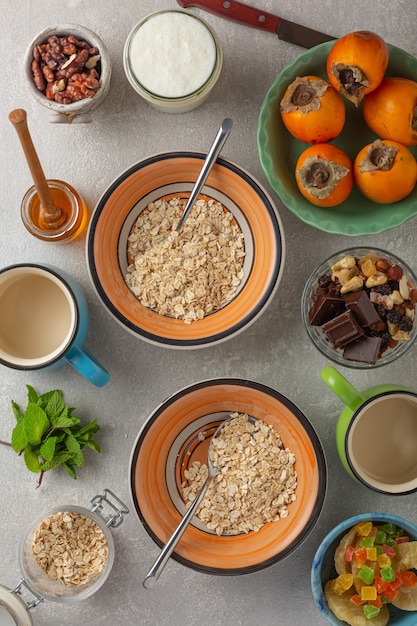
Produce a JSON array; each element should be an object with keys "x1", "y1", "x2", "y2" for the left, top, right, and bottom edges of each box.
[{"x1": 9, "y1": 385, "x2": 101, "y2": 487}]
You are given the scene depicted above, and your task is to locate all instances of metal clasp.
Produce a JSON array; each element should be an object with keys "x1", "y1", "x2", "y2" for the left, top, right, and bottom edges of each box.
[
  {"x1": 89, "y1": 488, "x2": 129, "y2": 528},
  {"x1": 13, "y1": 579, "x2": 44, "y2": 609}
]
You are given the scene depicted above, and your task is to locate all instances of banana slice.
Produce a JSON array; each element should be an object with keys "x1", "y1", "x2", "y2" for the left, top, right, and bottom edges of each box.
[
  {"x1": 334, "y1": 527, "x2": 358, "y2": 575},
  {"x1": 392, "y1": 541, "x2": 417, "y2": 571},
  {"x1": 392, "y1": 584, "x2": 417, "y2": 611},
  {"x1": 324, "y1": 581, "x2": 389, "y2": 626}
]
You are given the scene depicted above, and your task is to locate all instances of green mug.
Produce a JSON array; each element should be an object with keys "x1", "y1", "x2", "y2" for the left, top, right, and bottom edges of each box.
[{"x1": 320, "y1": 365, "x2": 417, "y2": 495}]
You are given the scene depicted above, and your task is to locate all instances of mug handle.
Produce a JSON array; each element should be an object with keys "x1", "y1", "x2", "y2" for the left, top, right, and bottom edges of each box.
[
  {"x1": 320, "y1": 366, "x2": 364, "y2": 411},
  {"x1": 65, "y1": 345, "x2": 110, "y2": 387}
]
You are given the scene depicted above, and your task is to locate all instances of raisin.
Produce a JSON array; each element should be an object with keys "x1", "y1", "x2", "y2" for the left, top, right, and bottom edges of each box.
[
  {"x1": 376, "y1": 284, "x2": 391, "y2": 295},
  {"x1": 374, "y1": 303, "x2": 386, "y2": 320},
  {"x1": 386, "y1": 309, "x2": 401, "y2": 324},
  {"x1": 317, "y1": 274, "x2": 333, "y2": 288},
  {"x1": 398, "y1": 317, "x2": 413, "y2": 332}
]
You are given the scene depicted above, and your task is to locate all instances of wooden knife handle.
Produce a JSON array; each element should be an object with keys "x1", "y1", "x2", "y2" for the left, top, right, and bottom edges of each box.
[{"x1": 176, "y1": 0, "x2": 281, "y2": 33}]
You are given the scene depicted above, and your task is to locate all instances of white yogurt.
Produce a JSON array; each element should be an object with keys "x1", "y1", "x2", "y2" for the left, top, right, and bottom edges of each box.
[{"x1": 128, "y1": 11, "x2": 217, "y2": 98}]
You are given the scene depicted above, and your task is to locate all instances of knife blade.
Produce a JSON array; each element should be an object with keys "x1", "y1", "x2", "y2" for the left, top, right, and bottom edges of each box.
[{"x1": 176, "y1": 0, "x2": 335, "y2": 48}]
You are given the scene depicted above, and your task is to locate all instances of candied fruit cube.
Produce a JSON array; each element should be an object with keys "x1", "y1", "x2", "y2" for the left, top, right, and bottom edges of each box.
[
  {"x1": 358, "y1": 565, "x2": 375, "y2": 585},
  {"x1": 382, "y1": 544, "x2": 396, "y2": 558},
  {"x1": 354, "y1": 547, "x2": 367, "y2": 564},
  {"x1": 332, "y1": 573, "x2": 354, "y2": 594},
  {"x1": 350, "y1": 594, "x2": 365, "y2": 606},
  {"x1": 399, "y1": 570, "x2": 417, "y2": 587},
  {"x1": 377, "y1": 553, "x2": 391, "y2": 568},
  {"x1": 361, "y1": 586, "x2": 377, "y2": 601},
  {"x1": 381, "y1": 566, "x2": 396, "y2": 582},
  {"x1": 355, "y1": 521, "x2": 373, "y2": 536},
  {"x1": 344, "y1": 545, "x2": 355, "y2": 562},
  {"x1": 360, "y1": 537, "x2": 375, "y2": 548},
  {"x1": 375, "y1": 575, "x2": 388, "y2": 594},
  {"x1": 366, "y1": 547, "x2": 377, "y2": 561},
  {"x1": 375, "y1": 530, "x2": 387, "y2": 544},
  {"x1": 363, "y1": 604, "x2": 381, "y2": 619}
]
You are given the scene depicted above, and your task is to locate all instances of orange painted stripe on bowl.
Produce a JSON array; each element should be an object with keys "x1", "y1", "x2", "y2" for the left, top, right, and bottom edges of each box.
[
  {"x1": 89, "y1": 154, "x2": 283, "y2": 344},
  {"x1": 130, "y1": 381, "x2": 326, "y2": 573}
]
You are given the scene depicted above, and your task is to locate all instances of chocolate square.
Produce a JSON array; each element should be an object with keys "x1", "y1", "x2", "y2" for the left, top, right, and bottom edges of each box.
[
  {"x1": 344, "y1": 290, "x2": 381, "y2": 326},
  {"x1": 322, "y1": 310, "x2": 364, "y2": 348},
  {"x1": 309, "y1": 293, "x2": 345, "y2": 326},
  {"x1": 343, "y1": 335, "x2": 382, "y2": 364}
]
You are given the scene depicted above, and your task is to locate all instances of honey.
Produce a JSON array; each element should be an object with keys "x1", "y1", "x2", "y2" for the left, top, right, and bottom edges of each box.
[{"x1": 21, "y1": 179, "x2": 88, "y2": 243}]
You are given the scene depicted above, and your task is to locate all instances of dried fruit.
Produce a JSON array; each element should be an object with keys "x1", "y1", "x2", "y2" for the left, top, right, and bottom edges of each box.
[
  {"x1": 326, "y1": 31, "x2": 389, "y2": 106},
  {"x1": 295, "y1": 143, "x2": 353, "y2": 207},
  {"x1": 280, "y1": 75, "x2": 345, "y2": 144}
]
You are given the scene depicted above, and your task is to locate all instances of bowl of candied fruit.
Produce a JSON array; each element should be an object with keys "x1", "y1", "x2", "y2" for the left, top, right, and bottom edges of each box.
[
  {"x1": 311, "y1": 513, "x2": 417, "y2": 625},
  {"x1": 24, "y1": 24, "x2": 111, "y2": 123},
  {"x1": 302, "y1": 247, "x2": 417, "y2": 368}
]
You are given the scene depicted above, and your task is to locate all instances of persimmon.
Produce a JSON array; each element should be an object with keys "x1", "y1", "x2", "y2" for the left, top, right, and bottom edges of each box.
[
  {"x1": 326, "y1": 31, "x2": 389, "y2": 107},
  {"x1": 362, "y1": 77, "x2": 417, "y2": 146},
  {"x1": 353, "y1": 139, "x2": 417, "y2": 203},
  {"x1": 280, "y1": 75, "x2": 345, "y2": 144},
  {"x1": 295, "y1": 143, "x2": 353, "y2": 207}
]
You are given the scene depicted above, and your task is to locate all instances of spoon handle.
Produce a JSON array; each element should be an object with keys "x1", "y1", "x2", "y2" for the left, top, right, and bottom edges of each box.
[
  {"x1": 175, "y1": 117, "x2": 233, "y2": 233},
  {"x1": 143, "y1": 474, "x2": 214, "y2": 589},
  {"x1": 8, "y1": 109, "x2": 58, "y2": 216}
]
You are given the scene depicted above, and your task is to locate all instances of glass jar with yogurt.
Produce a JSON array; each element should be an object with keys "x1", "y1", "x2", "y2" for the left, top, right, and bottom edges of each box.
[{"x1": 123, "y1": 10, "x2": 223, "y2": 113}]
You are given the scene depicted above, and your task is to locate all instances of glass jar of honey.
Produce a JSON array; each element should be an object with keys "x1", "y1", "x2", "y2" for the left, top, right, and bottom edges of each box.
[{"x1": 20, "y1": 180, "x2": 88, "y2": 243}]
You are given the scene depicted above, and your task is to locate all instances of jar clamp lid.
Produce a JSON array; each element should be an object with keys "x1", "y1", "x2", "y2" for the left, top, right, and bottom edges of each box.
[{"x1": 1, "y1": 489, "x2": 128, "y2": 624}]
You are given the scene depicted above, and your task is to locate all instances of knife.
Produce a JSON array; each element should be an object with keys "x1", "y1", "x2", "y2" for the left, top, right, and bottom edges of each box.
[{"x1": 176, "y1": 0, "x2": 335, "y2": 48}]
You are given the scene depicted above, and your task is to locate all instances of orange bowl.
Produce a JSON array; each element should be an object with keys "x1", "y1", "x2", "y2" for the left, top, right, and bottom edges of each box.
[
  {"x1": 129, "y1": 378, "x2": 327, "y2": 575},
  {"x1": 86, "y1": 152, "x2": 285, "y2": 348}
]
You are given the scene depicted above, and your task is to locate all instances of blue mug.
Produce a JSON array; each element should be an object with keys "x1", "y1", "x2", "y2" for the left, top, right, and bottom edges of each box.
[{"x1": 0, "y1": 263, "x2": 109, "y2": 387}]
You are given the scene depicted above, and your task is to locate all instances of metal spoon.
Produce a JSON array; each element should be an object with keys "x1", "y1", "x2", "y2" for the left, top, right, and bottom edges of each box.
[
  {"x1": 142, "y1": 417, "x2": 230, "y2": 589},
  {"x1": 174, "y1": 117, "x2": 233, "y2": 234}
]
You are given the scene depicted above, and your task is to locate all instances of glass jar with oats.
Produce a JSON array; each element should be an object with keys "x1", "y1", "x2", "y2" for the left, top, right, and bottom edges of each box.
[{"x1": 0, "y1": 489, "x2": 128, "y2": 624}]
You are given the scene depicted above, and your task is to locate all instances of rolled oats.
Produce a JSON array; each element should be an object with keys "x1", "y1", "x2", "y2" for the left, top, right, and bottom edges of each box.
[
  {"x1": 125, "y1": 197, "x2": 245, "y2": 324},
  {"x1": 181, "y1": 413, "x2": 297, "y2": 536},
  {"x1": 32, "y1": 511, "x2": 108, "y2": 587}
]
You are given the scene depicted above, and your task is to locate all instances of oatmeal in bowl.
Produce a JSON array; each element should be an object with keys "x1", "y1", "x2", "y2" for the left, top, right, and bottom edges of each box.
[
  {"x1": 87, "y1": 152, "x2": 285, "y2": 348},
  {"x1": 129, "y1": 378, "x2": 327, "y2": 575}
]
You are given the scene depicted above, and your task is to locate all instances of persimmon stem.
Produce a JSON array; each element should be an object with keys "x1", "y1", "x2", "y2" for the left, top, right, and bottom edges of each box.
[{"x1": 0, "y1": 439, "x2": 12, "y2": 447}]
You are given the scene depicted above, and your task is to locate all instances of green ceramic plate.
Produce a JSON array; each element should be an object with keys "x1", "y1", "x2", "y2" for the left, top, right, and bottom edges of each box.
[{"x1": 257, "y1": 42, "x2": 417, "y2": 235}]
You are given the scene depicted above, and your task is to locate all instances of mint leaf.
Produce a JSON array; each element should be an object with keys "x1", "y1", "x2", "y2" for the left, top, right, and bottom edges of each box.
[
  {"x1": 24, "y1": 445, "x2": 42, "y2": 473},
  {"x1": 11, "y1": 419, "x2": 28, "y2": 452},
  {"x1": 11, "y1": 400, "x2": 24, "y2": 422},
  {"x1": 40, "y1": 436, "x2": 57, "y2": 462},
  {"x1": 40, "y1": 451, "x2": 73, "y2": 472},
  {"x1": 76, "y1": 419, "x2": 99, "y2": 437},
  {"x1": 9, "y1": 386, "x2": 101, "y2": 486},
  {"x1": 65, "y1": 434, "x2": 84, "y2": 468},
  {"x1": 82, "y1": 439, "x2": 101, "y2": 453},
  {"x1": 61, "y1": 462, "x2": 77, "y2": 479},
  {"x1": 24, "y1": 403, "x2": 50, "y2": 445},
  {"x1": 44, "y1": 390, "x2": 65, "y2": 421},
  {"x1": 51, "y1": 407, "x2": 80, "y2": 428},
  {"x1": 26, "y1": 385, "x2": 39, "y2": 404}
]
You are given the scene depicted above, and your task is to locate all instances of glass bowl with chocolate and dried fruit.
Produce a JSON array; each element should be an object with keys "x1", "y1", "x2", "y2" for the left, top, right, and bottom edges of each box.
[{"x1": 302, "y1": 247, "x2": 417, "y2": 368}]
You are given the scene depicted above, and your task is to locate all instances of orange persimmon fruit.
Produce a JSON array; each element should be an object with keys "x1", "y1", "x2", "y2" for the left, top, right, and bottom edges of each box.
[
  {"x1": 353, "y1": 139, "x2": 417, "y2": 203},
  {"x1": 295, "y1": 143, "x2": 354, "y2": 207},
  {"x1": 362, "y1": 77, "x2": 417, "y2": 146},
  {"x1": 326, "y1": 31, "x2": 389, "y2": 106},
  {"x1": 280, "y1": 75, "x2": 345, "y2": 144}
]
